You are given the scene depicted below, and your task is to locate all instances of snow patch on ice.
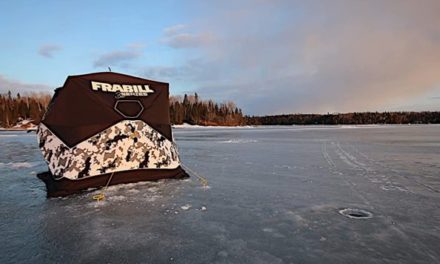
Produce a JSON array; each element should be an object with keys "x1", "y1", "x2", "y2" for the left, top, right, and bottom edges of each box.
[
  {"x1": 107, "y1": 195, "x2": 127, "y2": 202},
  {"x1": 147, "y1": 186, "x2": 160, "y2": 192},
  {"x1": 0, "y1": 161, "x2": 42, "y2": 169},
  {"x1": 127, "y1": 189, "x2": 140, "y2": 194},
  {"x1": 173, "y1": 123, "x2": 253, "y2": 129},
  {"x1": 86, "y1": 200, "x2": 109, "y2": 208},
  {"x1": 180, "y1": 204, "x2": 192, "y2": 210},
  {"x1": 102, "y1": 181, "x2": 159, "y2": 193},
  {"x1": 286, "y1": 211, "x2": 309, "y2": 227},
  {"x1": 339, "y1": 125, "x2": 383, "y2": 129},
  {"x1": 199, "y1": 185, "x2": 211, "y2": 190},
  {"x1": 221, "y1": 139, "x2": 257, "y2": 144},
  {"x1": 144, "y1": 195, "x2": 161, "y2": 202}
]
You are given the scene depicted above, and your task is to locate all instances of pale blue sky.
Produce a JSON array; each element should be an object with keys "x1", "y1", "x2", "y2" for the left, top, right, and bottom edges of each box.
[
  {"x1": 0, "y1": 0, "x2": 186, "y2": 85},
  {"x1": 1, "y1": 0, "x2": 439, "y2": 114}
]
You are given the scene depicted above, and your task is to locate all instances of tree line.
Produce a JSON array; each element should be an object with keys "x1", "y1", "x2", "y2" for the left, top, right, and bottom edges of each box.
[
  {"x1": 246, "y1": 112, "x2": 440, "y2": 125},
  {"x1": 170, "y1": 93, "x2": 245, "y2": 126},
  {"x1": 1, "y1": 91, "x2": 439, "y2": 127},
  {"x1": 0, "y1": 91, "x2": 51, "y2": 128}
]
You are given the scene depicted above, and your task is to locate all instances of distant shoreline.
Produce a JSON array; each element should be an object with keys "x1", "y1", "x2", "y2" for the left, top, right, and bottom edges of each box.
[
  {"x1": 245, "y1": 111, "x2": 440, "y2": 126},
  {"x1": 1, "y1": 111, "x2": 439, "y2": 130}
]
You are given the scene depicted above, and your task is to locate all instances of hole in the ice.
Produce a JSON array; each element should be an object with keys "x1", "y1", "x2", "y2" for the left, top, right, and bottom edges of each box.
[{"x1": 339, "y1": 208, "x2": 373, "y2": 219}]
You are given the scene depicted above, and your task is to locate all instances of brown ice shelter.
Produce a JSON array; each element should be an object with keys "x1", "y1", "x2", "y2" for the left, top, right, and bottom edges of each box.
[{"x1": 37, "y1": 72, "x2": 188, "y2": 197}]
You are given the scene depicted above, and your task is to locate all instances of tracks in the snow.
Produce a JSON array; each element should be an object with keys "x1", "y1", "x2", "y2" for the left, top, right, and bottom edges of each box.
[{"x1": 322, "y1": 141, "x2": 410, "y2": 193}]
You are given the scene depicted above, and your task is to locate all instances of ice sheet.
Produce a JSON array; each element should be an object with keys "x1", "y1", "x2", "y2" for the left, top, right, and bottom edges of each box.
[{"x1": 1, "y1": 126, "x2": 439, "y2": 263}]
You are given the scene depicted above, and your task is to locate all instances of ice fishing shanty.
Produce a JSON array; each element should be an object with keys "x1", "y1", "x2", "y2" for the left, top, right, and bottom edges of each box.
[{"x1": 37, "y1": 72, "x2": 188, "y2": 197}]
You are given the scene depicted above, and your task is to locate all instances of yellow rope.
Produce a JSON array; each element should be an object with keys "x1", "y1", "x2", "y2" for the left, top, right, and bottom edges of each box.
[
  {"x1": 181, "y1": 164, "x2": 209, "y2": 188},
  {"x1": 92, "y1": 172, "x2": 115, "y2": 202}
]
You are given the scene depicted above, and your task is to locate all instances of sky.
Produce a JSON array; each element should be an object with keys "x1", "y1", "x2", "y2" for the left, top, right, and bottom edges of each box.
[{"x1": 1, "y1": 0, "x2": 439, "y2": 115}]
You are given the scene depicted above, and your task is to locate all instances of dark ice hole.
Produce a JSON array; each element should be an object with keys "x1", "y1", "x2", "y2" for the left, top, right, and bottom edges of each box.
[
  {"x1": 348, "y1": 212, "x2": 366, "y2": 217},
  {"x1": 339, "y1": 208, "x2": 373, "y2": 219}
]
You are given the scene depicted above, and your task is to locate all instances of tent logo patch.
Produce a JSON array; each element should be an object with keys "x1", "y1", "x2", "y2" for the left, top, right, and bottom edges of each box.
[{"x1": 91, "y1": 81, "x2": 154, "y2": 98}]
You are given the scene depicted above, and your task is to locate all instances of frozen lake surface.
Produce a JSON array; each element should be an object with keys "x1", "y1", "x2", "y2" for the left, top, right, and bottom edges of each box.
[{"x1": 1, "y1": 125, "x2": 439, "y2": 263}]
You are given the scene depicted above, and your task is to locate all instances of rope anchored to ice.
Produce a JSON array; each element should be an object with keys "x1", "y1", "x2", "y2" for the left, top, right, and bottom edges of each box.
[
  {"x1": 181, "y1": 163, "x2": 209, "y2": 188},
  {"x1": 92, "y1": 171, "x2": 115, "y2": 202}
]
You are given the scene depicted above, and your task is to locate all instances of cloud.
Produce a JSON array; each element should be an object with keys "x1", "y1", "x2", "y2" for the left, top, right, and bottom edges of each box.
[
  {"x1": 94, "y1": 45, "x2": 144, "y2": 68},
  {"x1": 163, "y1": 24, "x2": 187, "y2": 36},
  {"x1": 142, "y1": 66, "x2": 181, "y2": 80},
  {"x1": 38, "y1": 44, "x2": 62, "y2": 58},
  {"x1": 155, "y1": 0, "x2": 440, "y2": 114},
  {"x1": 0, "y1": 74, "x2": 51, "y2": 93},
  {"x1": 161, "y1": 24, "x2": 215, "y2": 49},
  {"x1": 141, "y1": 58, "x2": 223, "y2": 81}
]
